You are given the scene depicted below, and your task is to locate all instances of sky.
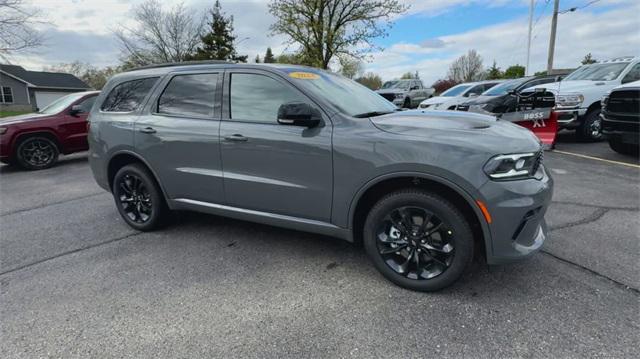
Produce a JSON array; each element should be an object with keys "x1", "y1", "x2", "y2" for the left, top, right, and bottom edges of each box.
[{"x1": 7, "y1": 0, "x2": 640, "y2": 86}]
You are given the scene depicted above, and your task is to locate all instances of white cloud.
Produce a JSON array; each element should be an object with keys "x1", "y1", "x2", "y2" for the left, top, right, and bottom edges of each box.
[{"x1": 364, "y1": 0, "x2": 640, "y2": 86}]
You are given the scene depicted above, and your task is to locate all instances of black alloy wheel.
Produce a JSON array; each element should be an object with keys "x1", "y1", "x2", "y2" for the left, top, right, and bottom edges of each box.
[
  {"x1": 16, "y1": 137, "x2": 59, "y2": 170},
  {"x1": 376, "y1": 206, "x2": 455, "y2": 280},
  {"x1": 364, "y1": 189, "x2": 474, "y2": 292},
  {"x1": 113, "y1": 163, "x2": 168, "y2": 231}
]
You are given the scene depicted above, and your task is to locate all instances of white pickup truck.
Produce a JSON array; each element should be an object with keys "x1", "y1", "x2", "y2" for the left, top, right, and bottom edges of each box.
[{"x1": 526, "y1": 56, "x2": 640, "y2": 141}]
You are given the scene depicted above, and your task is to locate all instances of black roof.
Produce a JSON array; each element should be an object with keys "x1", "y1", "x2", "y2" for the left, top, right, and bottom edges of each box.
[{"x1": 0, "y1": 64, "x2": 91, "y2": 89}]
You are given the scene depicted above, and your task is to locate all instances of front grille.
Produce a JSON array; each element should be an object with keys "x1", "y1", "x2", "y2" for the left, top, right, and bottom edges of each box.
[
  {"x1": 380, "y1": 93, "x2": 396, "y2": 102},
  {"x1": 607, "y1": 90, "x2": 640, "y2": 114}
]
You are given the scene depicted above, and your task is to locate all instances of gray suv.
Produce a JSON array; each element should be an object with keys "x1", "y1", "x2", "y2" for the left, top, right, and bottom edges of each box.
[{"x1": 88, "y1": 62, "x2": 553, "y2": 292}]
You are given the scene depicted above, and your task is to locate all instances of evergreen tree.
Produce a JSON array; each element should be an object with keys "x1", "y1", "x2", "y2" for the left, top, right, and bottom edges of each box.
[
  {"x1": 503, "y1": 64, "x2": 525, "y2": 79},
  {"x1": 581, "y1": 53, "x2": 597, "y2": 65},
  {"x1": 486, "y1": 60, "x2": 503, "y2": 79},
  {"x1": 264, "y1": 47, "x2": 275, "y2": 63},
  {"x1": 188, "y1": 0, "x2": 248, "y2": 62},
  {"x1": 255, "y1": 54, "x2": 261, "y2": 63}
]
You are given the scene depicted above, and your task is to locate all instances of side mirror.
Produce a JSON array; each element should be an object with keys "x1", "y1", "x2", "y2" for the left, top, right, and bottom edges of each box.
[
  {"x1": 69, "y1": 105, "x2": 83, "y2": 116},
  {"x1": 277, "y1": 102, "x2": 321, "y2": 128}
]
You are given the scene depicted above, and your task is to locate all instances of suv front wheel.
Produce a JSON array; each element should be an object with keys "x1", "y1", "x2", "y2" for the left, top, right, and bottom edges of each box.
[
  {"x1": 363, "y1": 189, "x2": 474, "y2": 291},
  {"x1": 113, "y1": 164, "x2": 169, "y2": 231}
]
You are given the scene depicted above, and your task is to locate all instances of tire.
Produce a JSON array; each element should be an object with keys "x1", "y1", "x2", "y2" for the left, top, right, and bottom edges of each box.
[
  {"x1": 15, "y1": 136, "x2": 59, "y2": 170},
  {"x1": 112, "y1": 163, "x2": 169, "y2": 231},
  {"x1": 609, "y1": 139, "x2": 639, "y2": 156},
  {"x1": 575, "y1": 109, "x2": 602, "y2": 142},
  {"x1": 402, "y1": 98, "x2": 411, "y2": 109},
  {"x1": 363, "y1": 189, "x2": 474, "y2": 292}
]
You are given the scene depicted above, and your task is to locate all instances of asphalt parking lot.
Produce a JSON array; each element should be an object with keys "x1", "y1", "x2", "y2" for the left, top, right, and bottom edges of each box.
[{"x1": 1, "y1": 138, "x2": 638, "y2": 358}]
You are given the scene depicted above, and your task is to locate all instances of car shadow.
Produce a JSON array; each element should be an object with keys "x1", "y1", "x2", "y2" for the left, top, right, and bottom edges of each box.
[{"x1": 0, "y1": 153, "x2": 88, "y2": 175}]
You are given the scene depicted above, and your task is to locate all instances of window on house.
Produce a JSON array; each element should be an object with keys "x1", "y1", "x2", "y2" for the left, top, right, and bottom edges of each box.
[{"x1": 1, "y1": 87, "x2": 13, "y2": 103}]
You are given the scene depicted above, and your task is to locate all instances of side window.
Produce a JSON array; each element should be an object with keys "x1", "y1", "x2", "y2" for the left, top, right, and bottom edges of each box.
[
  {"x1": 157, "y1": 73, "x2": 218, "y2": 118},
  {"x1": 466, "y1": 85, "x2": 483, "y2": 96},
  {"x1": 101, "y1": 77, "x2": 158, "y2": 112},
  {"x1": 230, "y1": 73, "x2": 307, "y2": 123},
  {"x1": 77, "y1": 96, "x2": 96, "y2": 113},
  {"x1": 622, "y1": 63, "x2": 640, "y2": 83}
]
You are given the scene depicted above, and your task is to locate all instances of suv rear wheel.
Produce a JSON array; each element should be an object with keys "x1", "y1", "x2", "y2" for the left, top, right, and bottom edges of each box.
[
  {"x1": 113, "y1": 164, "x2": 169, "y2": 231},
  {"x1": 16, "y1": 136, "x2": 59, "y2": 170},
  {"x1": 363, "y1": 189, "x2": 474, "y2": 291}
]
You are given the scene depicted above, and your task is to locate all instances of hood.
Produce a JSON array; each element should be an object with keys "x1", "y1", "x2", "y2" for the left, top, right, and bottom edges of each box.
[
  {"x1": 370, "y1": 110, "x2": 541, "y2": 153},
  {"x1": 0, "y1": 112, "x2": 52, "y2": 126},
  {"x1": 422, "y1": 96, "x2": 449, "y2": 105},
  {"x1": 527, "y1": 80, "x2": 608, "y2": 94},
  {"x1": 461, "y1": 95, "x2": 498, "y2": 106}
]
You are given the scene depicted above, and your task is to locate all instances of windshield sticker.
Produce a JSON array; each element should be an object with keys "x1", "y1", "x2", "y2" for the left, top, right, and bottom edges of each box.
[{"x1": 289, "y1": 72, "x2": 320, "y2": 80}]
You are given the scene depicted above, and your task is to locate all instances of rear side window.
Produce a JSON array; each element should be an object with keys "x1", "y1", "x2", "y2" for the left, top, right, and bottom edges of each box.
[
  {"x1": 157, "y1": 73, "x2": 218, "y2": 117},
  {"x1": 101, "y1": 77, "x2": 158, "y2": 112}
]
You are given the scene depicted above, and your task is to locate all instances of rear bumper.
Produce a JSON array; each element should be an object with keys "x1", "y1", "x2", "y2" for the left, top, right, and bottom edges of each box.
[{"x1": 478, "y1": 164, "x2": 554, "y2": 264}]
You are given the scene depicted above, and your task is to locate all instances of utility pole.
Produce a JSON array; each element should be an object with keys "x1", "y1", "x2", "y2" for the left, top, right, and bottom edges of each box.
[
  {"x1": 526, "y1": 0, "x2": 534, "y2": 76},
  {"x1": 546, "y1": 0, "x2": 560, "y2": 74}
]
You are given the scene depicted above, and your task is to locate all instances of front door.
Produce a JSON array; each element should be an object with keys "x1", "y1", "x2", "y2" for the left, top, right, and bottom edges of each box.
[
  {"x1": 135, "y1": 71, "x2": 225, "y2": 204},
  {"x1": 219, "y1": 70, "x2": 333, "y2": 222},
  {"x1": 60, "y1": 94, "x2": 96, "y2": 151}
]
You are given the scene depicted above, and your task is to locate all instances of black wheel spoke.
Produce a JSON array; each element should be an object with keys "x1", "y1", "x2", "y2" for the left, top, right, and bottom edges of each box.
[
  {"x1": 375, "y1": 205, "x2": 455, "y2": 281},
  {"x1": 116, "y1": 172, "x2": 153, "y2": 224}
]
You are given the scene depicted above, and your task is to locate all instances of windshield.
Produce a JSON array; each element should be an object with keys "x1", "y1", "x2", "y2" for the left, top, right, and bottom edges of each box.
[
  {"x1": 381, "y1": 81, "x2": 410, "y2": 90},
  {"x1": 441, "y1": 84, "x2": 472, "y2": 97},
  {"x1": 482, "y1": 79, "x2": 526, "y2": 96},
  {"x1": 297, "y1": 71, "x2": 397, "y2": 117},
  {"x1": 38, "y1": 92, "x2": 87, "y2": 114},
  {"x1": 563, "y1": 63, "x2": 629, "y2": 81}
]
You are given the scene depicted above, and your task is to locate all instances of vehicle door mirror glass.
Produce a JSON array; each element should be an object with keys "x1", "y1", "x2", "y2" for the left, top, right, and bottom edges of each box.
[
  {"x1": 277, "y1": 102, "x2": 320, "y2": 127},
  {"x1": 69, "y1": 105, "x2": 82, "y2": 116}
]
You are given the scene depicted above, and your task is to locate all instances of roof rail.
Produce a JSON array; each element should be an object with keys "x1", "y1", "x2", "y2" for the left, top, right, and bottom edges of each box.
[{"x1": 125, "y1": 60, "x2": 234, "y2": 72}]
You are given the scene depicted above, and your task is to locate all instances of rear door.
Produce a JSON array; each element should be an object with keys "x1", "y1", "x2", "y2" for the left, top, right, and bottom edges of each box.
[
  {"x1": 219, "y1": 69, "x2": 333, "y2": 222},
  {"x1": 134, "y1": 71, "x2": 225, "y2": 204}
]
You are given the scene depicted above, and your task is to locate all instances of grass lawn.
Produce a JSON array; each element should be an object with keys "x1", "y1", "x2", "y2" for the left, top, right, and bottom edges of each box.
[{"x1": 0, "y1": 110, "x2": 32, "y2": 118}]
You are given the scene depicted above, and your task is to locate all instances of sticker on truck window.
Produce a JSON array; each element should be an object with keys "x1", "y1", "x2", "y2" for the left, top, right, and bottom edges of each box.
[{"x1": 289, "y1": 72, "x2": 320, "y2": 80}]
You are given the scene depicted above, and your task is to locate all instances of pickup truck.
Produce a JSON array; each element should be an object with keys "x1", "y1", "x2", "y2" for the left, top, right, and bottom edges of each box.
[
  {"x1": 376, "y1": 79, "x2": 435, "y2": 108},
  {"x1": 525, "y1": 56, "x2": 640, "y2": 141}
]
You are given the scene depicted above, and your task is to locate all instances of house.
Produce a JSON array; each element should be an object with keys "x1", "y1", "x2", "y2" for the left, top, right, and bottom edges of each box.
[{"x1": 0, "y1": 64, "x2": 92, "y2": 112}]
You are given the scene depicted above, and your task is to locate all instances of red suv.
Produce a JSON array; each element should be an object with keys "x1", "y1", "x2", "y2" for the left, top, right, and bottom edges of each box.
[{"x1": 0, "y1": 91, "x2": 99, "y2": 170}]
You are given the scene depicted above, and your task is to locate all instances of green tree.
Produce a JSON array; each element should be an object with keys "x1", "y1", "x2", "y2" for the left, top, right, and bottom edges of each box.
[
  {"x1": 275, "y1": 52, "x2": 314, "y2": 66},
  {"x1": 254, "y1": 54, "x2": 261, "y2": 63},
  {"x1": 486, "y1": 60, "x2": 503, "y2": 79},
  {"x1": 263, "y1": 47, "x2": 276, "y2": 63},
  {"x1": 355, "y1": 72, "x2": 383, "y2": 90},
  {"x1": 534, "y1": 70, "x2": 547, "y2": 76},
  {"x1": 188, "y1": 0, "x2": 247, "y2": 62},
  {"x1": 503, "y1": 64, "x2": 525, "y2": 79},
  {"x1": 269, "y1": 0, "x2": 407, "y2": 69},
  {"x1": 339, "y1": 55, "x2": 364, "y2": 79},
  {"x1": 581, "y1": 53, "x2": 597, "y2": 65}
]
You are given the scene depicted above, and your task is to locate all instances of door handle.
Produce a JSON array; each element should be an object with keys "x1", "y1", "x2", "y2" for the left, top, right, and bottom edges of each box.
[
  {"x1": 224, "y1": 134, "x2": 248, "y2": 142},
  {"x1": 139, "y1": 127, "x2": 156, "y2": 134}
]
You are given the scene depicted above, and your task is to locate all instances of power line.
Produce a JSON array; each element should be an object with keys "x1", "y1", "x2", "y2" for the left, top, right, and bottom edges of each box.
[{"x1": 559, "y1": 0, "x2": 602, "y2": 14}]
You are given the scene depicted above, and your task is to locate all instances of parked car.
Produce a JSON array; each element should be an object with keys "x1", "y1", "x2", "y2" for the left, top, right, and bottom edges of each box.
[
  {"x1": 525, "y1": 56, "x2": 640, "y2": 141},
  {"x1": 0, "y1": 91, "x2": 99, "y2": 170},
  {"x1": 457, "y1": 75, "x2": 558, "y2": 114},
  {"x1": 418, "y1": 80, "x2": 503, "y2": 110},
  {"x1": 376, "y1": 79, "x2": 435, "y2": 108},
  {"x1": 88, "y1": 62, "x2": 552, "y2": 292},
  {"x1": 601, "y1": 80, "x2": 639, "y2": 156}
]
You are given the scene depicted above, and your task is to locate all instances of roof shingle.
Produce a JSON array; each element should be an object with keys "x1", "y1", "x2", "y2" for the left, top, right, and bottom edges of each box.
[{"x1": 1, "y1": 64, "x2": 91, "y2": 89}]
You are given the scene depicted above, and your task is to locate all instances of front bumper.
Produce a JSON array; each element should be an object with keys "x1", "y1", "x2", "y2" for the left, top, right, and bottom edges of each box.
[
  {"x1": 478, "y1": 164, "x2": 554, "y2": 264},
  {"x1": 553, "y1": 107, "x2": 587, "y2": 129},
  {"x1": 601, "y1": 113, "x2": 639, "y2": 145}
]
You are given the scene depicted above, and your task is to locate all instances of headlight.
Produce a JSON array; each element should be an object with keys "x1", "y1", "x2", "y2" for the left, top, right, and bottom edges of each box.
[
  {"x1": 555, "y1": 93, "x2": 584, "y2": 108},
  {"x1": 0, "y1": 127, "x2": 7, "y2": 135},
  {"x1": 395, "y1": 93, "x2": 404, "y2": 99},
  {"x1": 483, "y1": 152, "x2": 541, "y2": 180}
]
